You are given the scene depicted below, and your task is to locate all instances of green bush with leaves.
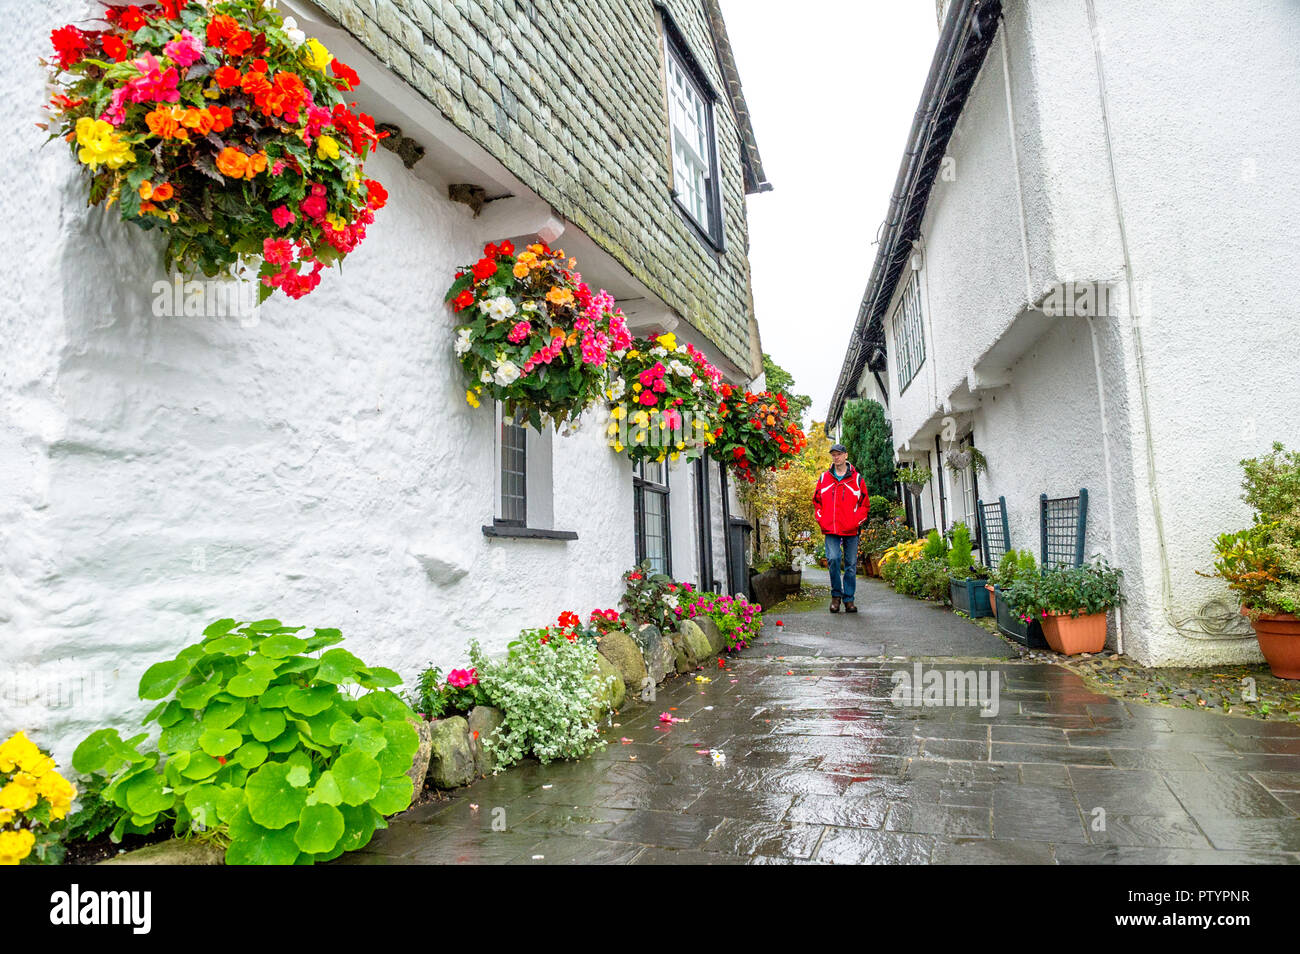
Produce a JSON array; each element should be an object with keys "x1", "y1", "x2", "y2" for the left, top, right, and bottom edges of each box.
[
  {"x1": 1003, "y1": 560, "x2": 1124, "y2": 622},
  {"x1": 404, "y1": 665, "x2": 490, "y2": 719},
  {"x1": 841, "y1": 398, "x2": 897, "y2": 498},
  {"x1": 893, "y1": 557, "x2": 952, "y2": 602},
  {"x1": 922, "y1": 528, "x2": 948, "y2": 560},
  {"x1": 468, "y1": 633, "x2": 606, "y2": 769},
  {"x1": 992, "y1": 549, "x2": 1038, "y2": 589},
  {"x1": 71, "y1": 618, "x2": 418, "y2": 865},
  {"x1": 947, "y1": 522, "x2": 975, "y2": 578},
  {"x1": 620, "y1": 562, "x2": 684, "y2": 631}
]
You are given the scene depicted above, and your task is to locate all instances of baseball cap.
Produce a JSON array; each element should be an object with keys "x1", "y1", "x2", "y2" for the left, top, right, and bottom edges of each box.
[{"x1": 829, "y1": 443, "x2": 847, "y2": 453}]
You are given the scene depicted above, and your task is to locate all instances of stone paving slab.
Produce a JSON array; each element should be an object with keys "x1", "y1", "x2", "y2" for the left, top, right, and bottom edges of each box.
[{"x1": 340, "y1": 591, "x2": 1300, "y2": 864}]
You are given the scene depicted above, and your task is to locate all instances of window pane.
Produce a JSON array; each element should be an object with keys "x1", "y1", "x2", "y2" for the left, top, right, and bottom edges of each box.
[
  {"x1": 501, "y1": 416, "x2": 527, "y2": 523},
  {"x1": 643, "y1": 489, "x2": 668, "y2": 574}
]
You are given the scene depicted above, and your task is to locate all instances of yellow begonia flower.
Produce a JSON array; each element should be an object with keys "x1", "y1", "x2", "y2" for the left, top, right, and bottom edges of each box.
[
  {"x1": 0, "y1": 829, "x2": 35, "y2": 866},
  {"x1": 670, "y1": 452, "x2": 680, "y2": 461},
  {"x1": 606, "y1": 422, "x2": 620, "y2": 436},
  {"x1": 466, "y1": 389, "x2": 480, "y2": 408},
  {"x1": 657, "y1": 333, "x2": 677, "y2": 351},
  {"x1": 0, "y1": 780, "x2": 38, "y2": 813},
  {"x1": 0, "y1": 732, "x2": 41, "y2": 774},
  {"x1": 610, "y1": 405, "x2": 625, "y2": 419},
  {"x1": 74, "y1": 117, "x2": 135, "y2": 171},
  {"x1": 613, "y1": 442, "x2": 624, "y2": 452},
  {"x1": 316, "y1": 134, "x2": 340, "y2": 161},
  {"x1": 303, "y1": 37, "x2": 332, "y2": 72}
]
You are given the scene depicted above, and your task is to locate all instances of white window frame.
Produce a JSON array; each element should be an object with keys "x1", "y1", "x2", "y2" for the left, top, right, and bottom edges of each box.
[
  {"x1": 494, "y1": 403, "x2": 554, "y2": 530},
  {"x1": 892, "y1": 272, "x2": 926, "y2": 393},
  {"x1": 661, "y1": 19, "x2": 722, "y2": 247}
]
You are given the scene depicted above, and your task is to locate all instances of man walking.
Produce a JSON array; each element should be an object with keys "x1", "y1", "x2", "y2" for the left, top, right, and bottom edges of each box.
[{"x1": 812, "y1": 442, "x2": 871, "y2": 613}]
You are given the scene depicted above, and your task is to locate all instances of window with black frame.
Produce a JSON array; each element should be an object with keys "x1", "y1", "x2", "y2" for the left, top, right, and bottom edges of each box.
[
  {"x1": 662, "y1": 19, "x2": 723, "y2": 248},
  {"x1": 634, "y1": 460, "x2": 671, "y2": 575},
  {"x1": 499, "y1": 406, "x2": 527, "y2": 525}
]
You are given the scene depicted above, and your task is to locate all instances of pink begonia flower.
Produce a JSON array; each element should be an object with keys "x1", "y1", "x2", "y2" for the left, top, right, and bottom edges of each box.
[
  {"x1": 272, "y1": 205, "x2": 296, "y2": 228},
  {"x1": 124, "y1": 53, "x2": 180, "y2": 104},
  {"x1": 163, "y1": 29, "x2": 204, "y2": 67},
  {"x1": 507, "y1": 320, "x2": 531, "y2": 344},
  {"x1": 638, "y1": 390, "x2": 658, "y2": 406}
]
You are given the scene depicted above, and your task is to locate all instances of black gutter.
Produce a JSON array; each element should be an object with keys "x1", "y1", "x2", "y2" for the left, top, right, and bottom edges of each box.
[{"x1": 826, "y1": 0, "x2": 1002, "y2": 429}]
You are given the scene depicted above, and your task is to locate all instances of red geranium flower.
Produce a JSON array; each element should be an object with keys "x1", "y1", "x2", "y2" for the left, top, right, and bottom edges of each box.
[
  {"x1": 453, "y1": 289, "x2": 475, "y2": 311},
  {"x1": 471, "y1": 257, "x2": 497, "y2": 282},
  {"x1": 558, "y1": 611, "x2": 580, "y2": 629},
  {"x1": 331, "y1": 59, "x2": 360, "y2": 90},
  {"x1": 499, "y1": 240, "x2": 515, "y2": 256}
]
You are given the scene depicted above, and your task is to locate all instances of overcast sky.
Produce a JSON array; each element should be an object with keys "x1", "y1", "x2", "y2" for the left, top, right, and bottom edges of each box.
[{"x1": 719, "y1": 0, "x2": 940, "y2": 424}]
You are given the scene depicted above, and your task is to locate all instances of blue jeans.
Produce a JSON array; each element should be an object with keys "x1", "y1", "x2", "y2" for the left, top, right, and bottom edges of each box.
[{"x1": 825, "y1": 533, "x2": 858, "y2": 602}]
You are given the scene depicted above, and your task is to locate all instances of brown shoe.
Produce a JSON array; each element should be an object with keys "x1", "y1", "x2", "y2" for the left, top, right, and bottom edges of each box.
[
  {"x1": 830, "y1": 597, "x2": 841, "y2": 613},
  {"x1": 845, "y1": 602, "x2": 858, "y2": 613}
]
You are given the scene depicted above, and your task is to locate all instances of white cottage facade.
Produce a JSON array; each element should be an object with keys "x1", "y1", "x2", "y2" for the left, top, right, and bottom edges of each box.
[
  {"x1": 829, "y1": 0, "x2": 1300, "y2": 667},
  {"x1": 1, "y1": 0, "x2": 769, "y2": 760}
]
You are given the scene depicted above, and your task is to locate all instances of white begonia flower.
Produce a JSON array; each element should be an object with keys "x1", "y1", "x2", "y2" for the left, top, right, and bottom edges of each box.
[
  {"x1": 493, "y1": 361, "x2": 521, "y2": 386},
  {"x1": 607, "y1": 377, "x2": 626, "y2": 401},
  {"x1": 486, "y1": 296, "x2": 517, "y2": 320},
  {"x1": 479, "y1": 368, "x2": 492, "y2": 383},
  {"x1": 669, "y1": 360, "x2": 693, "y2": 377},
  {"x1": 282, "y1": 17, "x2": 307, "y2": 48},
  {"x1": 454, "y1": 327, "x2": 474, "y2": 355},
  {"x1": 650, "y1": 346, "x2": 667, "y2": 357}
]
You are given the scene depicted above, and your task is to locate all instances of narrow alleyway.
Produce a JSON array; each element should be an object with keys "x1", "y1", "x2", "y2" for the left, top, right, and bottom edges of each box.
[{"x1": 341, "y1": 579, "x2": 1300, "y2": 864}]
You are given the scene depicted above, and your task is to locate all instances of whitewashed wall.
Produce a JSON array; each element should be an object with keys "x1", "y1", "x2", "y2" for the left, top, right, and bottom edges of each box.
[{"x1": 0, "y1": 1, "x2": 738, "y2": 760}]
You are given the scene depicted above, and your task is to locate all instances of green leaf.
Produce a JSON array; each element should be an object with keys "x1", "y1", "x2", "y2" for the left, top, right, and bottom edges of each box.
[
  {"x1": 315, "y1": 648, "x2": 364, "y2": 684},
  {"x1": 124, "y1": 772, "x2": 174, "y2": 816},
  {"x1": 337, "y1": 804, "x2": 380, "y2": 853},
  {"x1": 72, "y1": 728, "x2": 128, "y2": 775},
  {"x1": 248, "y1": 708, "x2": 287, "y2": 742},
  {"x1": 245, "y1": 762, "x2": 309, "y2": 830},
  {"x1": 258, "y1": 684, "x2": 296, "y2": 708},
  {"x1": 159, "y1": 720, "x2": 203, "y2": 754},
  {"x1": 225, "y1": 807, "x2": 301, "y2": 865},
  {"x1": 294, "y1": 803, "x2": 345, "y2": 854},
  {"x1": 177, "y1": 678, "x2": 223, "y2": 714},
  {"x1": 285, "y1": 685, "x2": 337, "y2": 716},
  {"x1": 304, "y1": 628, "x2": 344, "y2": 651},
  {"x1": 265, "y1": 727, "x2": 301, "y2": 754},
  {"x1": 286, "y1": 764, "x2": 311, "y2": 788},
  {"x1": 331, "y1": 717, "x2": 386, "y2": 756},
  {"x1": 139, "y1": 659, "x2": 191, "y2": 700},
  {"x1": 184, "y1": 784, "x2": 221, "y2": 831},
  {"x1": 355, "y1": 666, "x2": 402, "y2": 689},
  {"x1": 330, "y1": 751, "x2": 382, "y2": 806},
  {"x1": 234, "y1": 740, "x2": 269, "y2": 769},
  {"x1": 201, "y1": 699, "x2": 246, "y2": 729},
  {"x1": 202, "y1": 618, "x2": 240, "y2": 638},
  {"x1": 226, "y1": 667, "x2": 272, "y2": 697},
  {"x1": 180, "y1": 753, "x2": 222, "y2": 780},
  {"x1": 358, "y1": 690, "x2": 416, "y2": 724},
  {"x1": 247, "y1": 619, "x2": 283, "y2": 633},
  {"x1": 258, "y1": 633, "x2": 308, "y2": 658},
  {"x1": 198, "y1": 728, "x2": 243, "y2": 757},
  {"x1": 370, "y1": 773, "x2": 414, "y2": 816},
  {"x1": 203, "y1": 635, "x2": 253, "y2": 656},
  {"x1": 155, "y1": 699, "x2": 186, "y2": 727},
  {"x1": 306, "y1": 771, "x2": 343, "y2": 807}
]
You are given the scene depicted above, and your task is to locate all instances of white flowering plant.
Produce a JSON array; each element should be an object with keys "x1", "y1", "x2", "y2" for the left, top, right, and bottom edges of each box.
[{"x1": 446, "y1": 240, "x2": 632, "y2": 428}]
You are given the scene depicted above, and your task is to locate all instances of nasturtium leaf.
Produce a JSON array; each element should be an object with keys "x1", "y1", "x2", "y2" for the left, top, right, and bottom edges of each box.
[
  {"x1": 225, "y1": 808, "x2": 301, "y2": 865},
  {"x1": 184, "y1": 784, "x2": 221, "y2": 831},
  {"x1": 331, "y1": 751, "x2": 382, "y2": 806},
  {"x1": 376, "y1": 721, "x2": 419, "y2": 775},
  {"x1": 358, "y1": 689, "x2": 416, "y2": 724},
  {"x1": 304, "y1": 628, "x2": 344, "y2": 651},
  {"x1": 244, "y1": 653, "x2": 283, "y2": 671},
  {"x1": 286, "y1": 764, "x2": 311, "y2": 788},
  {"x1": 249, "y1": 708, "x2": 287, "y2": 742},
  {"x1": 177, "y1": 676, "x2": 224, "y2": 709},
  {"x1": 294, "y1": 803, "x2": 345, "y2": 854},
  {"x1": 265, "y1": 727, "x2": 300, "y2": 753},
  {"x1": 202, "y1": 634, "x2": 253, "y2": 656},
  {"x1": 246, "y1": 619, "x2": 283, "y2": 633},
  {"x1": 245, "y1": 762, "x2": 308, "y2": 829},
  {"x1": 214, "y1": 786, "x2": 245, "y2": 823},
  {"x1": 164, "y1": 751, "x2": 191, "y2": 787},
  {"x1": 300, "y1": 706, "x2": 344, "y2": 745},
  {"x1": 275, "y1": 656, "x2": 320, "y2": 677},
  {"x1": 234, "y1": 740, "x2": 268, "y2": 769},
  {"x1": 285, "y1": 685, "x2": 337, "y2": 716},
  {"x1": 156, "y1": 699, "x2": 186, "y2": 728},
  {"x1": 158, "y1": 720, "x2": 203, "y2": 754},
  {"x1": 333, "y1": 717, "x2": 386, "y2": 757},
  {"x1": 355, "y1": 666, "x2": 402, "y2": 689},
  {"x1": 370, "y1": 773, "x2": 414, "y2": 816},
  {"x1": 143, "y1": 700, "x2": 168, "y2": 725},
  {"x1": 337, "y1": 804, "x2": 380, "y2": 852},
  {"x1": 201, "y1": 699, "x2": 246, "y2": 729},
  {"x1": 124, "y1": 772, "x2": 175, "y2": 816},
  {"x1": 257, "y1": 633, "x2": 308, "y2": 658},
  {"x1": 306, "y1": 771, "x2": 343, "y2": 807},
  {"x1": 73, "y1": 728, "x2": 125, "y2": 775},
  {"x1": 179, "y1": 752, "x2": 222, "y2": 780},
  {"x1": 226, "y1": 667, "x2": 271, "y2": 698},
  {"x1": 315, "y1": 648, "x2": 364, "y2": 685},
  {"x1": 139, "y1": 659, "x2": 191, "y2": 700},
  {"x1": 202, "y1": 618, "x2": 240, "y2": 638},
  {"x1": 198, "y1": 728, "x2": 243, "y2": 757},
  {"x1": 258, "y1": 684, "x2": 296, "y2": 708}
]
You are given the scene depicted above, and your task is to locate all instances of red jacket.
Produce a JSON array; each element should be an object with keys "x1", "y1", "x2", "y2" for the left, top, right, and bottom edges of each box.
[{"x1": 813, "y1": 465, "x2": 871, "y2": 536}]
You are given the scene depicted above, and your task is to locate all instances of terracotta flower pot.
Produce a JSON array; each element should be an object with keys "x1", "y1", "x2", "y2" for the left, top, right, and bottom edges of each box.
[
  {"x1": 985, "y1": 583, "x2": 997, "y2": 614},
  {"x1": 1243, "y1": 607, "x2": 1300, "y2": 679},
  {"x1": 1040, "y1": 610, "x2": 1107, "y2": 655}
]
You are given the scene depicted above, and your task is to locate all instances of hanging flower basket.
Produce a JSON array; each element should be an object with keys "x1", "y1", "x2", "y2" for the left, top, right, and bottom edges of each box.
[
  {"x1": 709, "y1": 386, "x2": 807, "y2": 482},
  {"x1": 944, "y1": 448, "x2": 972, "y2": 471},
  {"x1": 605, "y1": 333, "x2": 723, "y2": 464},
  {"x1": 446, "y1": 241, "x2": 632, "y2": 428},
  {"x1": 42, "y1": 1, "x2": 387, "y2": 301}
]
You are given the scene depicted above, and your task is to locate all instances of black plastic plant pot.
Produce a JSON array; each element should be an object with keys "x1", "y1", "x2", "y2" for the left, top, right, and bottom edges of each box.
[
  {"x1": 950, "y1": 578, "x2": 993, "y2": 618},
  {"x1": 994, "y1": 585, "x2": 1048, "y2": 648}
]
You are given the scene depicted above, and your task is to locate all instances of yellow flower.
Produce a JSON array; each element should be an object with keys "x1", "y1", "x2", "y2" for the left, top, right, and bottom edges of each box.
[
  {"x1": 0, "y1": 732, "x2": 40, "y2": 773},
  {"x1": 632, "y1": 382, "x2": 642, "y2": 392},
  {"x1": 466, "y1": 389, "x2": 480, "y2": 408},
  {"x1": 656, "y1": 333, "x2": 677, "y2": 351},
  {"x1": 676, "y1": 442, "x2": 685, "y2": 450},
  {"x1": 0, "y1": 779, "x2": 37, "y2": 813},
  {"x1": 625, "y1": 349, "x2": 641, "y2": 360},
  {"x1": 606, "y1": 422, "x2": 620, "y2": 436},
  {"x1": 74, "y1": 117, "x2": 135, "y2": 171},
  {"x1": 613, "y1": 441, "x2": 624, "y2": 452},
  {"x1": 632, "y1": 410, "x2": 649, "y2": 427},
  {"x1": 512, "y1": 262, "x2": 530, "y2": 279},
  {"x1": 670, "y1": 452, "x2": 680, "y2": 462},
  {"x1": 316, "y1": 134, "x2": 340, "y2": 161},
  {"x1": 0, "y1": 829, "x2": 35, "y2": 866},
  {"x1": 610, "y1": 405, "x2": 626, "y2": 420},
  {"x1": 325, "y1": 212, "x2": 347, "y2": 231},
  {"x1": 303, "y1": 37, "x2": 332, "y2": 72},
  {"x1": 36, "y1": 772, "x2": 76, "y2": 820},
  {"x1": 0, "y1": 809, "x2": 12, "y2": 826}
]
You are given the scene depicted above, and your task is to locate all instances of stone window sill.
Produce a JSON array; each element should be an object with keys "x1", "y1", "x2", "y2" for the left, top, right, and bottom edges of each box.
[{"x1": 481, "y1": 522, "x2": 578, "y2": 541}]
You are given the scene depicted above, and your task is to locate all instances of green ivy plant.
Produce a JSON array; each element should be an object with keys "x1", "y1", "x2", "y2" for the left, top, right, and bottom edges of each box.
[{"x1": 71, "y1": 618, "x2": 419, "y2": 865}]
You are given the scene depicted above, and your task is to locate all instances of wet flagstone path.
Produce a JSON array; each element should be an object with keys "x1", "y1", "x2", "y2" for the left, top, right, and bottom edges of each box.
[{"x1": 342, "y1": 581, "x2": 1300, "y2": 864}]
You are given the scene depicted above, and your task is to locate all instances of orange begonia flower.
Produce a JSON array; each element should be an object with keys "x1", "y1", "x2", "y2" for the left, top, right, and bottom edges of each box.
[
  {"x1": 215, "y1": 146, "x2": 250, "y2": 179},
  {"x1": 145, "y1": 105, "x2": 187, "y2": 140},
  {"x1": 545, "y1": 286, "x2": 574, "y2": 306},
  {"x1": 180, "y1": 107, "x2": 214, "y2": 136},
  {"x1": 151, "y1": 182, "x2": 174, "y2": 201}
]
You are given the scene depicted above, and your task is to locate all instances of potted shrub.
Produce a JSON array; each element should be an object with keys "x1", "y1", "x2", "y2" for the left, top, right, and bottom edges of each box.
[
  {"x1": 1205, "y1": 443, "x2": 1300, "y2": 678},
  {"x1": 989, "y1": 550, "x2": 1046, "y2": 648},
  {"x1": 1004, "y1": 560, "x2": 1124, "y2": 655},
  {"x1": 767, "y1": 548, "x2": 802, "y2": 592},
  {"x1": 946, "y1": 522, "x2": 991, "y2": 617}
]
